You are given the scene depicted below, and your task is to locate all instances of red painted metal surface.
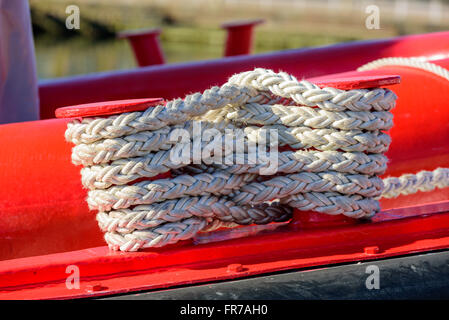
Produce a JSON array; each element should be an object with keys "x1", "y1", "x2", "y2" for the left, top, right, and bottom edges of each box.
[
  {"x1": 55, "y1": 98, "x2": 164, "y2": 118},
  {"x1": 3, "y1": 58, "x2": 449, "y2": 261},
  {"x1": 312, "y1": 74, "x2": 401, "y2": 90},
  {"x1": 118, "y1": 28, "x2": 165, "y2": 67},
  {"x1": 1, "y1": 201, "x2": 449, "y2": 299},
  {"x1": 0, "y1": 118, "x2": 103, "y2": 261},
  {"x1": 1, "y1": 33, "x2": 449, "y2": 299},
  {"x1": 38, "y1": 31, "x2": 449, "y2": 120},
  {"x1": 222, "y1": 19, "x2": 264, "y2": 57}
]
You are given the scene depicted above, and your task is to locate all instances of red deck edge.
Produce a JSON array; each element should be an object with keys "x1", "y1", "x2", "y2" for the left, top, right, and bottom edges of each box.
[
  {"x1": 312, "y1": 74, "x2": 401, "y2": 90},
  {"x1": 54, "y1": 98, "x2": 164, "y2": 118},
  {"x1": 1, "y1": 201, "x2": 449, "y2": 299}
]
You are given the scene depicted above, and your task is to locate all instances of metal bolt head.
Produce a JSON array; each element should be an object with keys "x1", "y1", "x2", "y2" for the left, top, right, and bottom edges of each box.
[
  {"x1": 86, "y1": 284, "x2": 107, "y2": 292},
  {"x1": 227, "y1": 263, "x2": 244, "y2": 273},
  {"x1": 364, "y1": 246, "x2": 380, "y2": 255}
]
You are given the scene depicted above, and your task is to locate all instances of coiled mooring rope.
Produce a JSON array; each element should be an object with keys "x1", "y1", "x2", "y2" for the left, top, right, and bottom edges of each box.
[
  {"x1": 65, "y1": 67, "x2": 449, "y2": 252},
  {"x1": 358, "y1": 57, "x2": 449, "y2": 199}
]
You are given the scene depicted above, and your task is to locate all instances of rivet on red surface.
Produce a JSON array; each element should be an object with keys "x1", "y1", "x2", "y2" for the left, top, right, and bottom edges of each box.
[
  {"x1": 86, "y1": 284, "x2": 107, "y2": 293},
  {"x1": 364, "y1": 246, "x2": 380, "y2": 255},
  {"x1": 227, "y1": 263, "x2": 245, "y2": 273}
]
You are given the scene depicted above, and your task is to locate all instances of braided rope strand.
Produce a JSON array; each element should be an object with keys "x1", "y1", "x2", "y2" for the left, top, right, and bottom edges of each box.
[
  {"x1": 358, "y1": 57, "x2": 449, "y2": 81},
  {"x1": 65, "y1": 67, "x2": 449, "y2": 252}
]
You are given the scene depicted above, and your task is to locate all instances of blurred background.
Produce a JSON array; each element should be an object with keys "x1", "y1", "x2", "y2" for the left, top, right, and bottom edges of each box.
[{"x1": 30, "y1": 0, "x2": 449, "y2": 79}]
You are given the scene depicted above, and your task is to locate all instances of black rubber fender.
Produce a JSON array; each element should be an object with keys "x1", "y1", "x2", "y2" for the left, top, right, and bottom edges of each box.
[{"x1": 104, "y1": 250, "x2": 449, "y2": 300}]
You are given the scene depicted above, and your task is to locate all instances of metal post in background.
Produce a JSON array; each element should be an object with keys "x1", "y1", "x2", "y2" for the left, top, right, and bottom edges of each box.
[
  {"x1": 0, "y1": 0, "x2": 39, "y2": 124},
  {"x1": 118, "y1": 28, "x2": 166, "y2": 67},
  {"x1": 221, "y1": 19, "x2": 264, "y2": 57}
]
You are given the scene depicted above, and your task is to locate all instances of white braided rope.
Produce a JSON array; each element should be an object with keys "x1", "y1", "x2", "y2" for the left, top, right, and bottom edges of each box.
[
  {"x1": 358, "y1": 57, "x2": 449, "y2": 197},
  {"x1": 358, "y1": 57, "x2": 449, "y2": 81},
  {"x1": 65, "y1": 67, "x2": 448, "y2": 252},
  {"x1": 382, "y1": 168, "x2": 449, "y2": 199}
]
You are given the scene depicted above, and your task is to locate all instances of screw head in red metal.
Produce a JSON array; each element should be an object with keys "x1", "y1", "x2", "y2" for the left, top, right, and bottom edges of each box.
[
  {"x1": 86, "y1": 284, "x2": 107, "y2": 293},
  {"x1": 55, "y1": 98, "x2": 164, "y2": 119},
  {"x1": 227, "y1": 263, "x2": 245, "y2": 273},
  {"x1": 364, "y1": 246, "x2": 380, "y2": 255}
]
